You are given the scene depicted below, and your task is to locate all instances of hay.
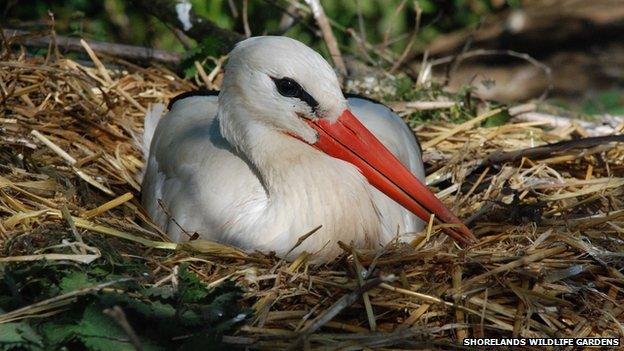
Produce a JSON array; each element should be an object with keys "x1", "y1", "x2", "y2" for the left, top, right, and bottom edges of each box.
[{"x1": 1, "y1": 38, "x2": 623, "y2": 350}]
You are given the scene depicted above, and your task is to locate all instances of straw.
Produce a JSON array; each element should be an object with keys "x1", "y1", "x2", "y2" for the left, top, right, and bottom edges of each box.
[{"x1": 1, "y1": 36, "x2": 623, "y2": 349}]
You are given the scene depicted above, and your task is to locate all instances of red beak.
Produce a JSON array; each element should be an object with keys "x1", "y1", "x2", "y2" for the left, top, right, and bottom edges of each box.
[{"x1": 307, "y1": 109, "x2": 476, "y2": 246}]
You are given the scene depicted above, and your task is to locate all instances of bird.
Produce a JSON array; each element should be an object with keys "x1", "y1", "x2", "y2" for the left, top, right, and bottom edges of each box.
[{"x1": 141, "y1": 36, "x2": 475, "y2": 261}]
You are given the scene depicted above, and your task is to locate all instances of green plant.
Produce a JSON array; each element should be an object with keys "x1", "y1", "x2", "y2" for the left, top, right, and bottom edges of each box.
[{"x1": 0, "y1": 262, "x2": 250, "y2": 350}]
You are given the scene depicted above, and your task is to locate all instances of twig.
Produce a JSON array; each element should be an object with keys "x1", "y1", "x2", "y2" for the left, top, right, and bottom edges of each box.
[
  {"x1": 30, "y1": 130, "x2": 115, "y2": 195},
  {"x1": 453, "y1": 265, "x2": 468, "y2": 342},
  {"x1": 194, "y1": 60, "x2": 212, "y2": 89},
  {"x1": 3, "y1": 29, "x2": 181, "y2": 65},
  {"x1": 83, "y1": 192, "x2": 134, "y2": 219},
  {"x1": 227, "y1": 0, "x2": 239, "y2": 18},
  {"x1": 0, "y1": 278, "x2": 134, "y2": 323},
  {"x1": 303, "y1": 0, "x2": 347, "y2": 79},
  {"x1": 389, "y1": 1, "x2": 421, "y2": 74},
  {"x1": 380, "y1": 0, "x2": 407, "y2": 51},
  {"x1": 103, "y1": 306, "x2": 144, "y2": 351},
  {"x1": 351, "y1": 248, "x2": 376, "y2": 331},
  {"x1": 288, "y1": 275, "x2": 395, "y2": 350},
  {"x1": 422, "y1": 108, "x2": 503, "y2": 148},
  {"x1": 354, "y1": 0, "x2": 367, "y2": 44},
  {"x1": 512, "y1": 111, "x2": 623, "y2": 136},
  {"x1": 242, "y1": 0, "x2": 252, "y2": 38},
  {"x1": 387, "y1": 100, "x2": 456, "y2": 112},
  {"x1": 457, "y1": 245, "x2": 568, "y2": 293},
  {"x1": 61, "y1": 205, "x2": 86, "y2": 254},
  {"x1": 485, "y1": 135, "x2": 624, "y2": 164},
  {"x1": 130, "y1": 0, "x2": 243, "y2": 55},
  {"x1": 80, "y1": 39, "x2": 113, "y2": 84}
]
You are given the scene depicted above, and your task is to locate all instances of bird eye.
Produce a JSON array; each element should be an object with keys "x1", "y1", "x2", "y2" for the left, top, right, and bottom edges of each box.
[{"x1": 273, "y1": 78, "x2": 302, "y2": 97}]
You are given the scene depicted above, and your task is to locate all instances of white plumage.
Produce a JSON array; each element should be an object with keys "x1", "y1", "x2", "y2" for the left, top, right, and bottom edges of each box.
[{"x1": 142, "y1": 36, "x2": 472, "y2": 261}]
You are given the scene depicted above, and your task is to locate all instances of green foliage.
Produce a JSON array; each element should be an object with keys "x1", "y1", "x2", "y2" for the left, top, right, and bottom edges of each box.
[
  {"x1": 581, "y1": 90, "x2": 624, "y2": 116},
  {"x1": 386, "y1": 75, "x2": 513, "y2": 127},
  {"x1": 0, "y1": 322, "x2": 44, "y2": 351},
  {"x1": 59, "y1": 271, "x2": 97, "y2": 293},
  {"x1": 483, "y1": 109, "x2": 511, "y2": 127},
  {"x1": 0, "y1": 262, "x2": 250, "y2": 350},
  {"x1": 388, "y1": 76, "x2": 474, "y2": 124},
  {"x1": 3, "y1": 0, "x2": 516, "y2": 58},
  {"x1": 180, "y1": 39, "x2": 222, "y2": 79}
]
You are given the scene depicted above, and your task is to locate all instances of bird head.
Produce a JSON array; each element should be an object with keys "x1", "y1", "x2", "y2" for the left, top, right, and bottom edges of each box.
[{"x1": 219, "y1": 36, "x2": 346, "y2": 145}]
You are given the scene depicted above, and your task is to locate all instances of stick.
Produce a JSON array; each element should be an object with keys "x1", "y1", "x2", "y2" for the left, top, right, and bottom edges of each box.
[
  {"x1": 103, "y1": 306, "x2": 144, "y2": 351},
  {"x1": 83, "y1": 192, "x2": 134, "y2": 219},
  {"x1": 287, "y1": 275, "x2": 395, "y2": 350},
  {"x1": 485, "y1": 135, "x2": 624, "y2": 164},
  {"x1": 30, "y1": 130, "x2": 115, "y2": 195},
  {"x1": 0, "y1": 278, "x2": 133, "y2": 323},
  {"x1": 130, "y1": 0, "x2": 243, "y2": 55},
  {"x1": 458, "y1": 245, "x2": 567, "y2": 292},
  {"x1": 303, "y1": 0, "x2": 348, "y2": 78},
  {"x1": 3, "y1": 29, "x2": 181, "y2": 65},
  {"x1": 422, "y1": 108, "x2": 503, "y2": 148},
  {"x1": 430, "y1": 49, "x2": 553, "y2": 101}
]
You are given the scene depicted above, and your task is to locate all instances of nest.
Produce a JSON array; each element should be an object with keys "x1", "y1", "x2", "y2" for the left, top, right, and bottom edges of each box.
[{"x1": 1, "y1": 39, "x2": 624, "y2": 350}]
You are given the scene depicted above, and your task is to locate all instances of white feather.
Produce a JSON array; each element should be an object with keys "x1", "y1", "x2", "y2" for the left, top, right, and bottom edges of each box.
[
  {"x1": 143, "y1": 103, "x2": 165, "y2": 158},
  {"x1": 142, "y1": 37, "x2": 425, "y2": 260}
]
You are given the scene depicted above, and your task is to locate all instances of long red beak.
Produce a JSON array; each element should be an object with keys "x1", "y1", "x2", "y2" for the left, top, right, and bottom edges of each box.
[{"x1": 307, "y1": 109, "x2": 476, "y2": 246}]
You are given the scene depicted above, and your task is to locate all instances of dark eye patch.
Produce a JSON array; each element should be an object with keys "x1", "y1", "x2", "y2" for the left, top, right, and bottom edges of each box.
[
  {"x1": 271, "y1": 77, "x2": 319, "y2": 114},
  {"x1": 274, "y1": 77, "x2": 301, "y2": 97}
]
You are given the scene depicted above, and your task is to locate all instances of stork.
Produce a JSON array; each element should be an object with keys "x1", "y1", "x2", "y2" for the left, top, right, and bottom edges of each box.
[{"x1": 142, "y1": 36, "x2": 475, "y2": 260}]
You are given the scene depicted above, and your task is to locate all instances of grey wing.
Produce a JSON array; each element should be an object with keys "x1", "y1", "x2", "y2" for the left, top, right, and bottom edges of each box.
[
  {"x1": 142, "y1": 94, "x2": 265, "y2": 243},
  {"x1": 142, "y1": 95, "x2": 220, "y2": 237}
]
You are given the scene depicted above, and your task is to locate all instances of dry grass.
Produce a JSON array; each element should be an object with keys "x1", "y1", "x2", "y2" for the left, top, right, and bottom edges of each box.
[{"x1": 1, "y1": 39, "x2": 624, "y2": 350}]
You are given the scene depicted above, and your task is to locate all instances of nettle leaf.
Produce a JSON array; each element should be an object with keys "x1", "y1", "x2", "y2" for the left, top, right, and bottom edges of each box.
[
  {"x1": 200, "y1": 290, "x2": 245, "y2": 324},
  {"x1": 40, "y1": 322, "x2": 77, "y2": 346},
  {"x1": 1, "y1": 262, "x2": 248, "y2": 350},
  {"x1": 143, "y1": 285, "x2": 175, "y2": 300},
  {"x1": 0, "y1": 322, "x2": 44, "y2": 351},
  {"x1": 178, "y1": 265, "x2": 210, "y2": 303},
  {"x1": 59, "y1": 271, "x2": 96, "y2": 293},
  {"x1": 73, "y1": 305, "x2": 135, "y2": 351},
  {"x1": 98, "y1": 293, "x2": 177, "y2": 321}
]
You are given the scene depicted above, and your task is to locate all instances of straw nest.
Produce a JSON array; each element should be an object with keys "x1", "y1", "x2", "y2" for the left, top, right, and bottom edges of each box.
[{"x1": 1, "y1": 40, "x2": 623, "y2": 350}]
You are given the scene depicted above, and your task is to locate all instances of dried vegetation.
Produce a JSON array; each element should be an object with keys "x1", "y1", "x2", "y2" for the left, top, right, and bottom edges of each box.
[{"x1": 1, "y1": 37, "x2": 624, "y2": 350}]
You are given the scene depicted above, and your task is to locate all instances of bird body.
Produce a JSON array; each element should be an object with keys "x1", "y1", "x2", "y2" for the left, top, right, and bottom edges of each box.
[{"x1": 142, "y1": 36, "x2": 474, "y2": 260}]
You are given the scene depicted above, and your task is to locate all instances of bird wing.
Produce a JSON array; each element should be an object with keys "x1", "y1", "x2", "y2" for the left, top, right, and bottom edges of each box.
[{"x1": 141, "y1": 93, "x2": 266, "y2": 241}]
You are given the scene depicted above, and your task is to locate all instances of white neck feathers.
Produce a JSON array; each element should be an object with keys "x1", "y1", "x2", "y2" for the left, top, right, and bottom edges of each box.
[{"x1": 218, "y1": 106, "x2": 382, "y2": 259}]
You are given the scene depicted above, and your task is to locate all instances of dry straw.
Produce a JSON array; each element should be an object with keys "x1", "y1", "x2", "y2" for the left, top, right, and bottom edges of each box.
[{"x1": 1, "y1": 35, "x2": 623, "y2": 349}]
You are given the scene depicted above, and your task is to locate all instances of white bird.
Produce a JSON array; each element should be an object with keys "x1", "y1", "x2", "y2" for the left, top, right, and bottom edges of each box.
[{"x1": 142, "y1": 36, "x2": 474, "y2": 260}]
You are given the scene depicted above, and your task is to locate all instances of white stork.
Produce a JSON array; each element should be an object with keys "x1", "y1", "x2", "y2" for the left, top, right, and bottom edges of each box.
[{"x1": 142, "y1": 36, "x2": 475, "y2": 260}]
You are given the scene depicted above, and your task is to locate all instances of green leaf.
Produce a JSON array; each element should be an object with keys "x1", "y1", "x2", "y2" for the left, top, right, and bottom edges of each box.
[
  {"x1": 178, "y1": 264, "x2": 210, "y2": 303},
  {"x1": 143, "y1": 285, "x2": 174, "y2": 300},
  {"x1": 483, "y1": 109, "x2": 511, "y2": 127},
  {"x1": 73, "y1": 305, "x2": 135, "y2": 351},
  {"x1": 59, "y1": 271, "x2": 96, "y2": 293},
  {"x1": 99, "y1": 293, "x2": 177, "y2": 321},
  {"x1": 40, "y1": 322, "x2": 77, "y2": 346},
  {"x1": 0, "y1": 322, "x2": 44, "y2": 350}
]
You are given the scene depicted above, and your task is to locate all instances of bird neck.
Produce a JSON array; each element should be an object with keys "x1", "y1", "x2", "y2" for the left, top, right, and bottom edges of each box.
[
  {"x1": 244, "y1": 123, "x2": 325, "y2": 195},
  {"x1": 218, "y1": 101, "x2": 326, "y2": 195}
]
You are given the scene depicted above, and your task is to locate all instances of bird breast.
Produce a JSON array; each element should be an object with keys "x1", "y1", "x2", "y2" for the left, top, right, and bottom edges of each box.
[{"x1": 223, "y1": 133, "x2": 384, "y2": 260}]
